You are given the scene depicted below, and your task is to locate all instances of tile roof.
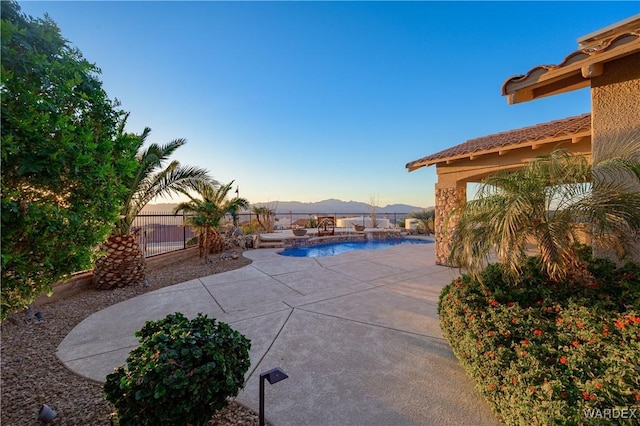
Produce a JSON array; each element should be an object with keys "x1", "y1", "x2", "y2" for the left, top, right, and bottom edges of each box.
[
  {"x1": 406, "y1": 113, "x2": 591, "y2": 171},
  {"x1": 501, "y1": 31, "x2": 640, "y2": 99}
]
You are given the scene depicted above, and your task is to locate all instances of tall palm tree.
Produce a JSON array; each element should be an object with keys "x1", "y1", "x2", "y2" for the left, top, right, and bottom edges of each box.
[
  {"x1": 93, "y1": 121, "x2": 213, "y2": 289},
  {"x1": 408, "y1": 207, "x2": 435, "y2": 234},
  {"x1": 450, "y1": 143, "x2": 640, "y2": 286},
  {"x1": 173, "y1": 181, "x2": 249, "y2": 263}
]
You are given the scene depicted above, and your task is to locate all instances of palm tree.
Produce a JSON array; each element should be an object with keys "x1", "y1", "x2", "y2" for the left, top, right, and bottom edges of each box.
[
  {"x1": 173, "y1": 181, "x2": 249, "y2": 263},
  {"x1": 93, "y1": 121, "x2": 213, "y2": 289},
  {"x1": 408, "y1": 207, "x2": 435, "y2": 234},
  {"x1": 252, "y1": 204, "x2": 276, "y2": 233},
  {"x1": 449, "y1": 143, "x2": 640, "y2": 286}
]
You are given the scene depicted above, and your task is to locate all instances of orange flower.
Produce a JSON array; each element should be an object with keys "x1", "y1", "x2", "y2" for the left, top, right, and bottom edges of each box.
[
  {"x1": 576, "y1": 321, "x2": 584, "y2": 328},
  {"x1": 511, "y1": 317, "x2": 518, "y2": 324},
  {"x1": 529, "y1": 386, "x2": 535, "y2": 394},
  {"x1": 556, "y1": 318, "x2": 564, "y2": 325},
  {"x1": 636, "y1": 393, "x2": 640, "y2": 401},
  {"x1": 521, "y1": 339, "x2": 529, "y2": 346},
  {"x1": 534, "y1": 329, "x2": 543, "y2": 336},
  {"x1": 559, "y1": 356, "x2": 568, "y2": 364},
  {"x1": 560, "y1": 391, "x2": 568, "y2": 399},
  {"x1": 582, "y1": 391, "x2": 591, "y2": 401},
  {"x1": 507, "y1": 301, "x2": 515, "y2": 307},
  {"x1": 571, "y1": 340, "x2": 580, "y2": 347},
  {"x1": 488, "y1": 384, "x2": 495, "y2": 391},
  {"x1": 614, "y1": 319, "x2": 626, "y2": 329},
  {"x1": 511, "y1": 378, "x2": 517, "y2": 385},
  {"x1": 595, "y1": 383, "x2": 602, "y2": 389}
]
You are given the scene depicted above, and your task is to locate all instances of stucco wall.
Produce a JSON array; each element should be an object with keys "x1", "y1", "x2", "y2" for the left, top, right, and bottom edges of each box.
[
  {"x1": 591, "y1": 52, "x2": 640, "y2": 159},
  {"x1": 591, "y1": 52, "x2": 640, "y2": 262}
]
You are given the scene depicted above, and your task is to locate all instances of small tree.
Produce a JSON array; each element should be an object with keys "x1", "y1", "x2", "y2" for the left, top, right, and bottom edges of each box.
[
  {"x1": 368, "y1": 194, "x2": 380, "y2": 228},
  {"x1": 408, "y1": 207, "x2": 435, "y2": 234},
  {"x1": 104, "y1": 312, "x2": 251, "y2": 426},
  {"x1": 450, "y1": 146, "x2": 640, "y2": 285},
  {"x1": 253, "y1": 202, "x2": 277, "y2": 233},
  {"x1": 0, "y1": 1, "x2": 138, "y2": 317},
  {"x1": 173, "y1": 181, "x2": 249, "y2": 262}
]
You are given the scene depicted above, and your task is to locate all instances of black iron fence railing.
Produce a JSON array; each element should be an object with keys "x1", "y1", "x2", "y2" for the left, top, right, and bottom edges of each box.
[{"x1": 135, "y1": 212, "x2": 414, "y2": 258}]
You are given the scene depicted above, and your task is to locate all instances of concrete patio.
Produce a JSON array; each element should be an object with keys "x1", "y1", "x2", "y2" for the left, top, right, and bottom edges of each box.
[{"x1": 57, "y1": 242, "x2": 500, "y2": 425}]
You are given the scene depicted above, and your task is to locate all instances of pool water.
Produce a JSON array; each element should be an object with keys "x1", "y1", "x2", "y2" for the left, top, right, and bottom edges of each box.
[{"x1": 278, "y1": 238, "x2": 432, "y2": 258}]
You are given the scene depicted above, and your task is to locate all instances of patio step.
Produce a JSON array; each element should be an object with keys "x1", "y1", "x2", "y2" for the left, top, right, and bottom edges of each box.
[
  {"x1": 257, "y1": 241, "x2": 285, "y2": 249},
  {"x1": 255, "y1": 234, "x2": 286, "y2": 249}
]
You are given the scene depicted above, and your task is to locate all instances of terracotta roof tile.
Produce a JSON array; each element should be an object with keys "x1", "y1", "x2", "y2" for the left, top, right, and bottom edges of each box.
[
  {"x1": 406, "y1": 113, "x2": 590, "y2": 170},
  {"x1": 502, "y1": 30, "x2": 640, "y2": 96}
]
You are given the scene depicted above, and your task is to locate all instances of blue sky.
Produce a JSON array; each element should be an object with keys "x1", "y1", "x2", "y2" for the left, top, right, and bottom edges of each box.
[{"x1": 18, "y1": 1, "x2": 639, "y2": 208}]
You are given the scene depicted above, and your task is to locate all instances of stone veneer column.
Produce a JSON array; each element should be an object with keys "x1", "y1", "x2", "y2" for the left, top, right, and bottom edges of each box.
[{"x1": 434, "y1": 183, "x2": 466, "y2": 265}]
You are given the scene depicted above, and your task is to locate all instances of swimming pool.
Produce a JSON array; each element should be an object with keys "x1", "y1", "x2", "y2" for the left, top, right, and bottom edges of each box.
[{"x1": 278, "y1": 238, "x2": 432, "y2": 258}]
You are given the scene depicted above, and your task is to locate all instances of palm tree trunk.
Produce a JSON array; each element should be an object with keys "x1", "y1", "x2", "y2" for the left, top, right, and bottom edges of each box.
[{"x1": 93, "y1": 234, "x2": 146, "y2": 289}]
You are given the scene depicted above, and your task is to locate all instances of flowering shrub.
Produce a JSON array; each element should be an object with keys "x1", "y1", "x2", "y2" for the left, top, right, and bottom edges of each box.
[{"x1": 439, "y1": 256, "x2": 640, "y2": 425}]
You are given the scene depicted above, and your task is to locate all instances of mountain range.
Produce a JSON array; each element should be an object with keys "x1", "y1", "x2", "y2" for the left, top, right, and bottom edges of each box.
[{"x1": 143, "y1": 198, "x2": 427, "y2": 214}]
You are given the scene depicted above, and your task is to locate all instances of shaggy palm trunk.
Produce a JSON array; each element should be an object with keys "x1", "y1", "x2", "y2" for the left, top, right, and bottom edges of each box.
[
  {"x1": 197, "y1": 228, "x2": 226, "y2": 263},
  {"x1": 209, "y1": 228, "x2": 225, "y2": 254},
  {"x1": 93, "y1": 234, "x2": 146, "y2": 289}
]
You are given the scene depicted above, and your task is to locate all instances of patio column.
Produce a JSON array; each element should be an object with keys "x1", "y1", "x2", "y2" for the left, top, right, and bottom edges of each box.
[{"x1": 434, "y1": 182, "x2": 466, "y2": 266}]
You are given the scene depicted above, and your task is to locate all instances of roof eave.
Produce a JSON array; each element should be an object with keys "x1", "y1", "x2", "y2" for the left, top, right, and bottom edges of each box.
[
  {"x1": 502, "y1": 33, "x2": 640, "y2": 105},
  {"x1": 406, "y1": 128, "x2": 591, "y2": 172}
]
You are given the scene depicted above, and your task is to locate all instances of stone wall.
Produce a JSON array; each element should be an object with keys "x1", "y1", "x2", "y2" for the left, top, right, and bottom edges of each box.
[{"x1": 434, "y1": 184, "x2": 466, "y2": 265}]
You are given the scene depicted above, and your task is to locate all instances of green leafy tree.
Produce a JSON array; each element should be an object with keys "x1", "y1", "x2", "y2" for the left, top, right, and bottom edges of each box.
[
  {"x1": 0, "y1": 1, "x2": 138, "y2": 317},
  {"x1": 450, "y1": 145, "x2": 640, "y2": 285},
  {"x1": 93, "y1": 123, "x2": 213, "y2": 289},
  {"x1": 173, "y1": 181, "x2": 249, "y2": 261}
]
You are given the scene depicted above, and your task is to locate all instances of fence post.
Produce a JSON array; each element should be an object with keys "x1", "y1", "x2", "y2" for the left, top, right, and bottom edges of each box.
[{"x1": 183, "y1": 212, "x2": 187, "y2": 249}]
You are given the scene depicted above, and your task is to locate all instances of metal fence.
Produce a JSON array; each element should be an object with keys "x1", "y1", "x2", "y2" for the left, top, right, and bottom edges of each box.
[
  {"x1": 132, "y1": 213, "x2": 197, "y2": 258},
  {"x1": 135, "y1": 212, "x2": 414, "y2": 258}
]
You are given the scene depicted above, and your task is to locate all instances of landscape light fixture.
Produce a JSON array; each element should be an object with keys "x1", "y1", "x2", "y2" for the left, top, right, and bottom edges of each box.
[
  {"x1": 37, "y1": 404, "x2": 57, "y2": 423},
  {"x1": 259, "y1": 367, "x2": 288, "y2": 426}
]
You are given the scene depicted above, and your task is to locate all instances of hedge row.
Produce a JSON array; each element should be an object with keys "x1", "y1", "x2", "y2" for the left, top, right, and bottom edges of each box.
[{"x1": 438, "y1": 256, "x2": 640, "y2": 425}]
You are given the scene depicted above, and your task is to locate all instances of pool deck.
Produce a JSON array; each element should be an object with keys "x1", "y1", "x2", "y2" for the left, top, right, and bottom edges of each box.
[{"x1": 57, "y1": 242, "x2": 499, "y2": 425}]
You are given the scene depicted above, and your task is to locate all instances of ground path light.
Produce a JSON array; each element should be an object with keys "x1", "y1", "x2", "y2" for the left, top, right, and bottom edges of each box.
[{"x1": 259, "y1": 367, "x2": 288, "y2": 426}]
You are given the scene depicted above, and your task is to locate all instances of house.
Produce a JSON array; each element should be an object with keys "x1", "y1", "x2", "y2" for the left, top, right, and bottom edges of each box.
[{"x1": 407, "y1": 15, "x2": 640, "y2": 265}]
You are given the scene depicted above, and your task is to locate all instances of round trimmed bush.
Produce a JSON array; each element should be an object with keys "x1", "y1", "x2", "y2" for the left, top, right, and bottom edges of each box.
[{"x1": 104, "y1": 312, "x2": 251, "y2": 426}]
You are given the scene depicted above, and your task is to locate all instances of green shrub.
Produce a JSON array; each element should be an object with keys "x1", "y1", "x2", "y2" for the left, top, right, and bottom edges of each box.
[
  {"x1": 104, "y1": 312, "x2": 251, "y2": 426},
  {"x1": 439, "y1": 257, "x2": 640, "y2": 425}
]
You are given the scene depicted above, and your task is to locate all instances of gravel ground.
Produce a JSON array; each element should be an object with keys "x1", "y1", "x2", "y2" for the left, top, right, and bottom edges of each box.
[{"x1": 1, "y1": 247, "x2": 260, "y2": 425}]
